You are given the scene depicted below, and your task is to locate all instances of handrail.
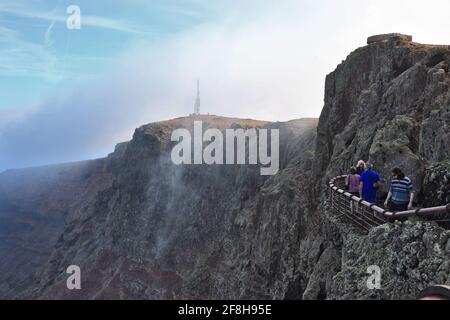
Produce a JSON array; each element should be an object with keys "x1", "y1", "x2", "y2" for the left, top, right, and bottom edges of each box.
[{"x1": 328, "y1": 175, "x2": 450, "y2": 231}]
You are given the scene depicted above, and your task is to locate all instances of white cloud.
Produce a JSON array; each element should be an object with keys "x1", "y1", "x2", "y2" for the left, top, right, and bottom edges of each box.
[
  {"x1": 44, "y1": 20, "x2": 55, "y2": 48},
  {"x1": 1, "y1": 0, "x2": 450, "y2": 171}
]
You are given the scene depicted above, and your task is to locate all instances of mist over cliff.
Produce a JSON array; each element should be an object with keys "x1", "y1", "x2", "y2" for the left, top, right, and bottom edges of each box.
[{"x1": 0, "y1": 34, "x2": 449, "y2": 300}]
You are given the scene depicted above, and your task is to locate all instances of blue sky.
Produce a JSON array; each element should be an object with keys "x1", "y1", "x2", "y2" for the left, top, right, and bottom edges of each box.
[
  {"x1": 0, "y1": 0, "x2": 214, "y2": 109},
  {"x1": 0, "y1": 0, "x2": 449, "y2": 171}
]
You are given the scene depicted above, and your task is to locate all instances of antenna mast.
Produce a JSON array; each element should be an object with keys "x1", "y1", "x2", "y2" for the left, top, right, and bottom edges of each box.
[{"x1": 194, "y1": 80, "x2": 200, "y2": 115}]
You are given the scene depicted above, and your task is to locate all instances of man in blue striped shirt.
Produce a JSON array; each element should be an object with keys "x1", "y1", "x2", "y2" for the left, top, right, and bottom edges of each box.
[{"x1": 384, "y1": 167, "x2": 415, "y2": 212}]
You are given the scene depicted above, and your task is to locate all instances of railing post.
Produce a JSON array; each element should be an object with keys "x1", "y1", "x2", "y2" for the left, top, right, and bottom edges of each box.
[
  {"x1": 330, "y1": 187, "x2": 334, "y2": 214},
  {"x1": 328, "y1": 175, "x2": 450, "y2": 231}
]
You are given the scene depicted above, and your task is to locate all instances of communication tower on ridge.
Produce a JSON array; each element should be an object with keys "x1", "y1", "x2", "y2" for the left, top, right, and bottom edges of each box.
[{"x1": 194, "y1": 80, "x2": 200, "y2": 115}]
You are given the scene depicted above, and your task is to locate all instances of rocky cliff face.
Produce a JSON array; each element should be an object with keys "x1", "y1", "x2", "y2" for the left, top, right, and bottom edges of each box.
[
  {"x1": 308, "y1": 34, "x2": 450, "y2": 299},
  {"x1": 330, "y1": 221, "x2": 450, "y2": 299},
  {"x1": 1, "y1": 116, "x2": 320, "y2": 299},
  {"x1": 421, "y1": 162, "x2": 450, "y2": 207},
  {"x1": 0, "y1": 34, "x2": 448, "y2": 300},
  {"x1": 314, "y1": 34, "x2": 450, "y2": 196}
]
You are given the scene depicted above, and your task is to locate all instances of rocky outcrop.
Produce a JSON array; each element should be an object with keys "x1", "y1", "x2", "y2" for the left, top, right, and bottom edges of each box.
[
  {"x1": 313, "y1": 33, "x2": 450, "y2": 198},
  {"x1": 330, "y1": 222, "x2": 450, "y2": 300},
  {"x1": 0, "y1": 160, "x2": 113, "y2": 298},
  {"x1": 367, "y1": 33, "x2": 413, "y2": 45},
  {"x1": 307, "y1": 34, "x2": 450, "y2": 299}
]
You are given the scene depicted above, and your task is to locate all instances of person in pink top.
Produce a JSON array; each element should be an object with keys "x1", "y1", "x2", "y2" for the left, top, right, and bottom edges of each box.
[{"x1": 346, "y1": 167, "x2": 361, "y2": 197}]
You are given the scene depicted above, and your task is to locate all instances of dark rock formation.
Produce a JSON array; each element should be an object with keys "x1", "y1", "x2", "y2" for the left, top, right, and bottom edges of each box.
[
  {"x1": 330, "y1": 222, "x2": 450, "y2": 300},
  {"x1": 421, "y1": 161, "x2": 450, "y2": 207},
  {"x1": 367, "y1": 33, "x2": 413, "y2": 45},
  {"x1": 308, "y1": 34, "x2": 450, "y2": 299},
  {"x1": 313, "y1": 33, "x2": 450, "y2": 198}
]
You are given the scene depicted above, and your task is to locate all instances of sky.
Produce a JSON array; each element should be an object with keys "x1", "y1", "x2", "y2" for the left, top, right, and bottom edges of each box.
[{"x1": 0, "y1": 0, "x2": 450, "y2": 171}]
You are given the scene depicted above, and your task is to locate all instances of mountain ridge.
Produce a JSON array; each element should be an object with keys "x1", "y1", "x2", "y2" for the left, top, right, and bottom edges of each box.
[{"x1": 0, "y1": 116, "x2": 318, "y2": 299}]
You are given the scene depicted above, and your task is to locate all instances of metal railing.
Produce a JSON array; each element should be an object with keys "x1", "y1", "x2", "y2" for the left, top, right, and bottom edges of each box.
[{"x1": 328, "y1": 175, "x2": 450, "y2": 233}]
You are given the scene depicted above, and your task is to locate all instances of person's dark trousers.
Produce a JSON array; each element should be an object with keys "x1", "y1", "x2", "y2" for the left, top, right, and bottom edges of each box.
[{"x1": 388, "y1": 202, "x2": 409, "y2": 222}]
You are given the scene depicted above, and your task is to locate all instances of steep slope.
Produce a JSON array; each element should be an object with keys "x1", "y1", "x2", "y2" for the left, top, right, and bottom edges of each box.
[
  {"x1": 313, "y1": 33, "x2": 450, "y2": 195},
  {"x1": 307, "y1": 34, "x2": 450, "y2": 299},
  {"x1": 0, "y1": 160, "x2": 113, "y2": 298},
  {"x1": 1, "y1": 116, "x2": 319, "y2": 299}
]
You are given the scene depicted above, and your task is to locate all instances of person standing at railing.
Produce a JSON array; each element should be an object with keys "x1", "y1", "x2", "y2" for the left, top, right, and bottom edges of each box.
[
  {"x1": 356, "y1": 160, "x2": 365, "y2": 175},
  {"x1": 346, "y1": 167, "x2": 361, "y2": 196},
  {"x1": 359, "y1": 162, "x2": 380, "y2": 203},
  {"x1": 384, "y1": 168, "x2": 415, "y2": 212}
]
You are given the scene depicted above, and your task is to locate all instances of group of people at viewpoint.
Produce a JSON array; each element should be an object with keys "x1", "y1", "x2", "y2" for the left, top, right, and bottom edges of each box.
[{"x1": 345, "y1": 160, "x2": 415, "y2": 212}]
